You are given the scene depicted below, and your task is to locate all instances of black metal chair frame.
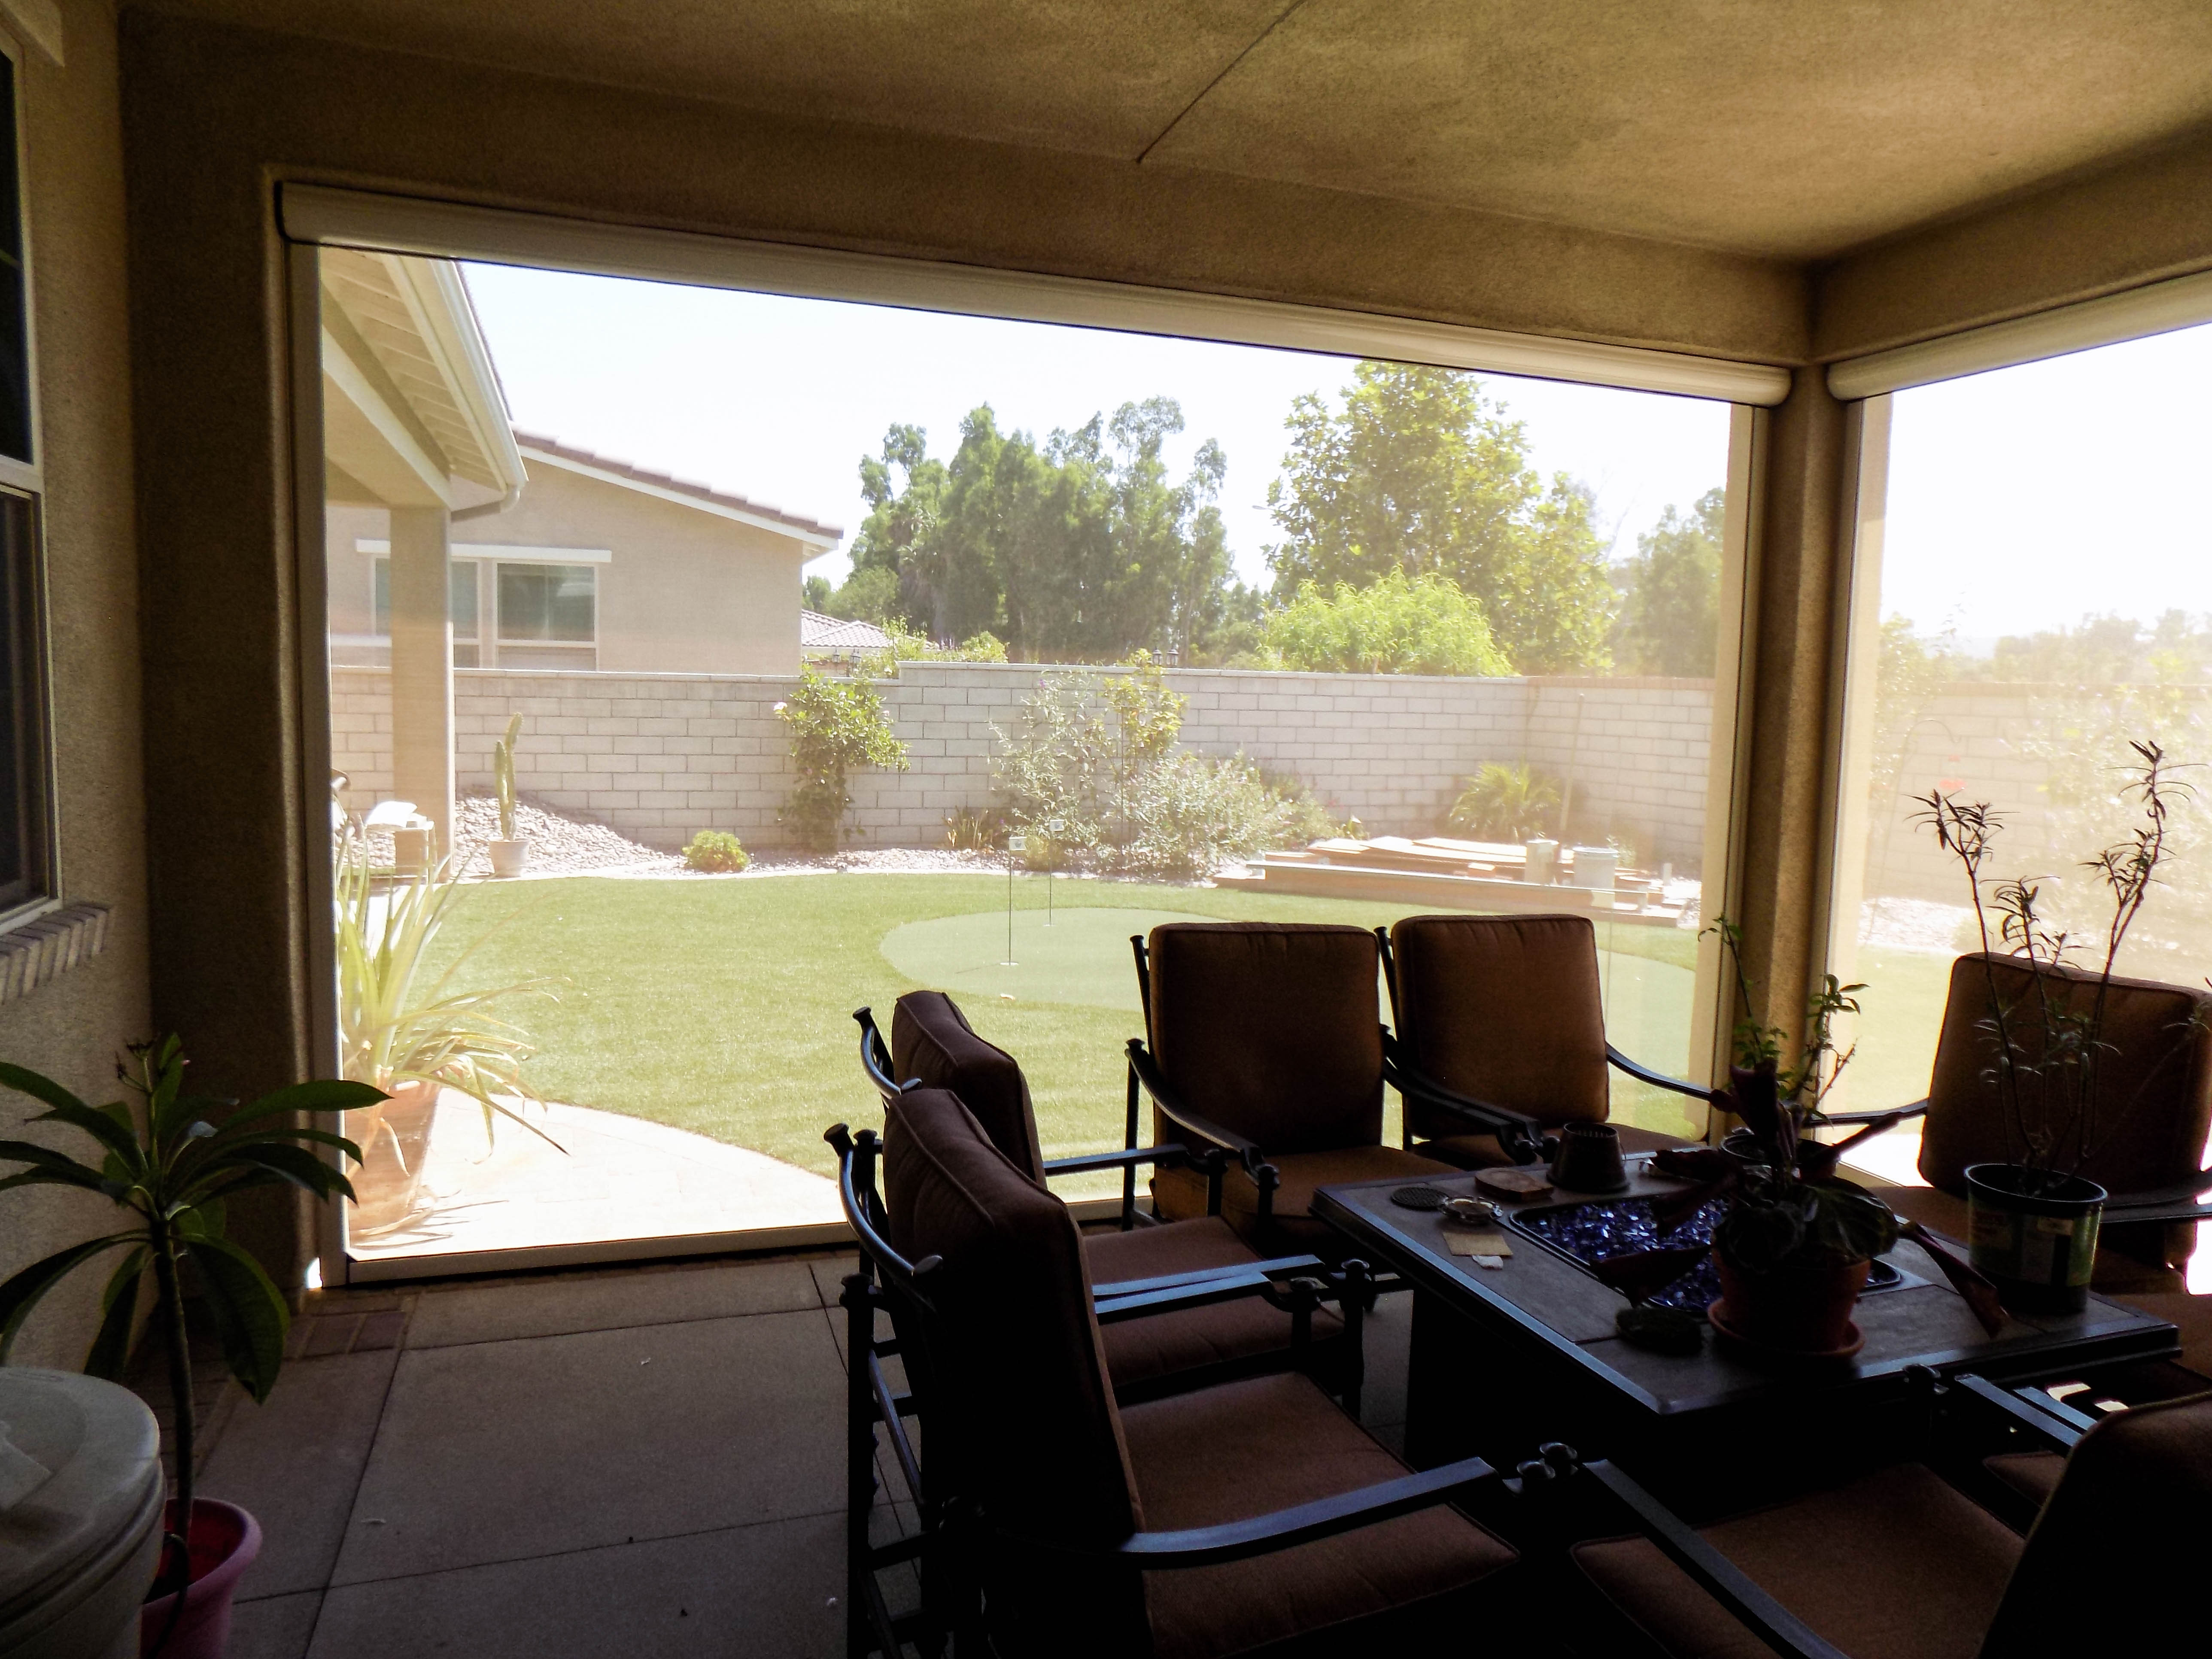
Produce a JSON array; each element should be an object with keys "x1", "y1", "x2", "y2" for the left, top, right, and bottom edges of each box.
[
  {"x1": 1372, "y1": 925, "x2": 1722, "y2": 1165},
  {"x1": 1553, "y1": 1368, "x2": 2087, "y2": 1659},
  {"x1": 854, "y1": 1004, "x2": 1227, "y2": 1231},
  {"x1": 830, "y1": 1124, "x2": 1384, "y2": 1657}
]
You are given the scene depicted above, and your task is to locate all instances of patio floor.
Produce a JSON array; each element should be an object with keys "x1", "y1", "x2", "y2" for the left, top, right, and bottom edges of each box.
[
  {"x1": 349, "y1": 1093, "x2": 840, "y2": 1262},
  {"x1": 193, "y1": 1248, "x2": 1417, "y2": 1659}
]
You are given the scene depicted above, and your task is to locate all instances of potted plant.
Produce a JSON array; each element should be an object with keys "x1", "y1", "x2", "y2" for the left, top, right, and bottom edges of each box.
[
  {"x1": 1689, "y1": 919, "x2": 1898, "y2": 1355},
  {"x1": 488, "y1": 714, "x2": 527, "y2": 878},
  {"x1": 334, "y1": 799, "x2": 560, "y2": 1236},
  {"x1": 0, "y1": 1037, "x2": 375, "y2": 1657},
  {"x1": 1915, "y1": 738, "x2": 2190, "y2": 1313}
]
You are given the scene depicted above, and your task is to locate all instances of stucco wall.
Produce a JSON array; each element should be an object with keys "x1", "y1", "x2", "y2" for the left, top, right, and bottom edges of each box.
[
  {"x1": 330, "y1": 662, "x2": 1718, "y2": 868},
  {"x1": 0, "y1": 1, "x2": 153, "y2": 1368},
  {"x1": 326, "y1": 464, "x2": 808, "y2": 674}
]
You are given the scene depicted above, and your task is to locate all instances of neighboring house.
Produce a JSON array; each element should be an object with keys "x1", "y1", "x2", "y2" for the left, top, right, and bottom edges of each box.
[
  {"x1": 800, "y1": 610, "x2": 893, "y2": 665},
  {"x1": 329, "y1": 432, "x2": 842, "y2": 676}
]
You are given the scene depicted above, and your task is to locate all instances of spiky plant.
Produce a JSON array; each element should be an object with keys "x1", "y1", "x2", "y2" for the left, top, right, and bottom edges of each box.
[
  {"x1": 493, "y1": 712, "x2": 523, "y2": 842},
  {"x1": 0, "y1": 1039, "x2": 374, "y2": 1610}
]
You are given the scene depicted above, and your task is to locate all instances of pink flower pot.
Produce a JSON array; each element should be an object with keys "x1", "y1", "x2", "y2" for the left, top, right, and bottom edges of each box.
[{"x1": 140, "y1": 1499, "x2": 260, "y2": 1659}]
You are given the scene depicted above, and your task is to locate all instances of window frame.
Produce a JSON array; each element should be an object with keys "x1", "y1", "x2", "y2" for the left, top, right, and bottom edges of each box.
[{"x1": 286, "y1": 195, "x2": 1765, "y2": 1283}]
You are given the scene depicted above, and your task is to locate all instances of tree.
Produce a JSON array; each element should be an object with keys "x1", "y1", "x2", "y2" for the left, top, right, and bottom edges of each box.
[
  {"x1": 1264, "y1": 361, "x2": 1614, "y2": 672},
  {"x1": 802, "y1": 574, "x2": 833, "y2": 612},
  {"x1": 838, "y1": 400, "x2": 1240, "y2": 663},
  {"x1": 1261, "y1": 568, "x2": 1510, "y2": 676},
  {"x1": 1613, "y1": 487, "x2": 1725, "y2": 676}
]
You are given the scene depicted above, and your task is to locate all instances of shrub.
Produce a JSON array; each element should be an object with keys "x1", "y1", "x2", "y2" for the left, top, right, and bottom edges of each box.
[
  {"x1": 683, "y1": 830, "x2": 750, "y2": 872},
  {"x1": 1446, "y1": 762, "x2": 1562, "y2": 842},
  {"x1": 992, "y1": 664, "x2": 1331, "y2": 879},
  {"x1": 864, "y1": 623, "x2": 1009, "y2": 675},
  {"x1": 943, "y1": 805, "x2": 1006, "y2": 851},
  {"x1": 1261, "y1": 568, "x2": 1512, "y2": 676},
  {"x1": 777, "y1": 665, "x2": 910, "y2": 853}
]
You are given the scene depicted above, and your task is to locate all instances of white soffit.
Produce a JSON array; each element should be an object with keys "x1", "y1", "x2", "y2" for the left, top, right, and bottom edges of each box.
[
  {"x1": 1828, "y1": 267, "x2": 2212, "y2": 401},
  {"x1": 280, "y1": 183, "x2": 1792, "y2": 407}
]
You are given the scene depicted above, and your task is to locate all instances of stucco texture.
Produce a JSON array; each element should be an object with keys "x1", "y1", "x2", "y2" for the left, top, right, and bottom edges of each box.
[{"x1": 0, "y1": 0, "x2": 152, "y2": 1369}]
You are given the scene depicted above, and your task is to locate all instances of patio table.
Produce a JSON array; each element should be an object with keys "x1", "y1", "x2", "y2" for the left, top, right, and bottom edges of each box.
[{"x1": 1315, "y1": 1160, "x2": 2178, "y2": 1513}]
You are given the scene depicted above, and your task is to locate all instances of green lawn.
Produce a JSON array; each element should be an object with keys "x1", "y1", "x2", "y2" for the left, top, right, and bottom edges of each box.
[{"x1": 422, "y1": 872, "x2": 1707, "y2": 1186}]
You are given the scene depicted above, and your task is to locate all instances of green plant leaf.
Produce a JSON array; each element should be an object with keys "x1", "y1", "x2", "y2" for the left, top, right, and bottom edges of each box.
[
  {"x1": 83, "y1": 1247, "x2": 149, "y2": 1380},
  {"x1": 25, "y1": 1101, "x2": 146, "y2": 1176},
  {"x1": 0, "y1": 1138, "x2": 115, "y2": 1190},
  {"x1": 0, "y1": 1060, "x2": 92, "y2": 1116},
  {"x1": 201, "y1": 1142, "x2": 356, "y2": 1201},
  {"x1": 0, "y1": 1236, "x2": 135, "y2": 1361},
  {"x1": 182, "y1": 1237, "x2": 289, "y2": 1402},
  {"x1": 214, "y1": 1079, "x2": 386, "y2": 1138}
]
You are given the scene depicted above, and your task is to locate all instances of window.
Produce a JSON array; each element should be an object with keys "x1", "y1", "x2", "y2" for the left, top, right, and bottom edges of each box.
[
  {"x1": 1832, "y1": 325, "x2": 2212, "y2": 1218},
  {"x1": 0, "y1": 489, "x2": 52, "y2": 920},
  {"x1": 0, "y1": 55, "x2": 28, "y2": 466},
  {"x1": 496, "y1": 562, "x2": 596, "y2": 666},
  {"x1": 371, "y1": 556, "x2": 481, "y2": 666}
]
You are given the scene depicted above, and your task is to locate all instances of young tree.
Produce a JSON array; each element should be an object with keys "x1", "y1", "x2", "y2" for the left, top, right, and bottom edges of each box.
[
  {"x1": 1264, "y1": 361, "x2": 1614, "y2": 672},
  {"x1": 1262, "y1": 568, "x2": 1511, "y2": 676},
  {"x1": 1612, "y1": 487, "x2": 1725, "y2": 676}
]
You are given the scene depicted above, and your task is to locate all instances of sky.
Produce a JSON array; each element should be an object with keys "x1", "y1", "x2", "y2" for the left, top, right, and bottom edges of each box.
[
  {"x1": 1883, "y1": 320, "x2": 2212, "y2": 645},
  {"x1": 462, "y1": 261, "x2": 1734, "y2": 593}
]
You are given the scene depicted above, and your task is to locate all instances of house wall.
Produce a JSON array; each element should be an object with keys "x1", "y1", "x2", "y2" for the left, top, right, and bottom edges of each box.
[
  {"x1": 324, "y1": 465, "x2": 807, "y2": 673},
  {"x1": 328, "y1": 662, "x2": 1719, "y2": 869},
  {"x1": 0, "y1": 0, "x2": 153, "y2": 1368}
]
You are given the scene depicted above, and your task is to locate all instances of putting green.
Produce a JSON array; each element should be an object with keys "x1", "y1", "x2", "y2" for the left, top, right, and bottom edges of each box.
[
  {"x1": 880, "y1": 907, "x2": 1215, "y2": 1011},
  {"x1": 881, "y1": 905, "x2": 1697, "y2": 1074}
]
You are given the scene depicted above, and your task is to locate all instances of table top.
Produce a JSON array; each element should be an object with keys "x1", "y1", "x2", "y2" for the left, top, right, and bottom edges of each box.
[{"x1": 1316, "y1": 1161, "x2": 2180, "y2": 1419}]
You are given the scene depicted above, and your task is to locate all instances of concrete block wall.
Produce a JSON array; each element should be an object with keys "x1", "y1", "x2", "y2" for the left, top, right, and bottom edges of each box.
[{"x1": 329, "y1": 662, "x2": 1720, "y2": 863}]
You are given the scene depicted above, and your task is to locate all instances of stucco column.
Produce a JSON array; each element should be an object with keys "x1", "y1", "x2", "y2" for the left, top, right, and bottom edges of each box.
[
  {"x1": 388, "y1": 505, "x2": 455, "y2": 854},
  {"x1": 1729, "y1": 368, "x2": 1860, "y2": 1055}
]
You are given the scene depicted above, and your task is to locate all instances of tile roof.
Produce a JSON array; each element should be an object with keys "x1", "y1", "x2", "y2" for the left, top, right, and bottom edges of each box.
[
  {"x1": 512, "y1": 431, "x2": 843, "y2": 541},
  {"x1": 800, "y1": 611, "x2": 894, "y2": 652}
]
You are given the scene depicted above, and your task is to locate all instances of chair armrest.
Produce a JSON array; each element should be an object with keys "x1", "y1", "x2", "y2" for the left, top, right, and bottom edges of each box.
[
  {"x1": 1125, "y1": 1040, "x2": 1263, "y2": 1164},
  {"x1": 1604, "y1": 1045, "x2": 1722, "y2": 1103},
  {"x1": 1091, "y1": 1254, "x2": 1323, "y2": 1301},
  {"x1": 1043, "y1": 1143, "x2": 1188, "y2": 1178},
  {"x1": 1381, "y1": 1035, "x2": 1548, "y2": 1156},
  {"x1": 851, "y1": 1006, "x2": 912, "y2": 1102},
  {"x1": 1580, "y1": 1460, "x2": 1851, "y2": 1659},
  {"x1": 1093, "y1": 1271, "x2": 1294, "y2": 1325},
  {"x1": 2098, "y1": 1168, "x2": 2212, "y2": 1225},
  {"x1": 1948, "y1": 1373, "x2": 2086, "y2": 1451},
  {"x1": 1814, "y1": 1099, "x2": 1929, "y2": 1127},
  {"x1": 1107, "y1": 1454, "x2": 1498, "y2": 1569}
]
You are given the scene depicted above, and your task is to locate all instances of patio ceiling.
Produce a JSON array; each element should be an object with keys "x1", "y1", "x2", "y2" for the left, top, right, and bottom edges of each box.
[{"x1": 144, "y1": 1, "x2": 2212, "y2": 261}]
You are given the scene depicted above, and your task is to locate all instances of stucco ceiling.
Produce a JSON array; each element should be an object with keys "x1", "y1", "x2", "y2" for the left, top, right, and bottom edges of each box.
[{"x1": 150, "y1": 0, "x2": 2212, "y2": 260}]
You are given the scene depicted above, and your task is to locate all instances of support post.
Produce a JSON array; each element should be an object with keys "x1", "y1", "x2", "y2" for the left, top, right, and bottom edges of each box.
[{"x1": 388, "y1": 505, "x2": 455, "y2": 854}]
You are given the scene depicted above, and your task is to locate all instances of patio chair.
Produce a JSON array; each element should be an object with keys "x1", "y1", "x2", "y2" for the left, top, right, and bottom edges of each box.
[
  {"x1": 1858, "y1": 953, "x2": 2212, "y2": 1337},
  {"x1": 1376, "y1": 913, "x2": 1718, "y2": 1168},
  {"x1": 877, "y1": 1082, "x2": 1525, "y2": 1659},
  {"x1": 853, "y1": 995, "x2": 1366, "y2": 1406},
  {"x1": 1563, "y1": 1378, "x2": 2212, "y2": 1659},
  {"x1": 1128, "y1": 921, "x2": 1458, "y2": 1254}
]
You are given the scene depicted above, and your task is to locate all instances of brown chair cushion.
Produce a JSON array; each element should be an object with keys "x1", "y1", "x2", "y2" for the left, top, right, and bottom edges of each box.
[
  {"x1": 1145, "y1": 923, "x2": 1385, "y2": 1154},
  {"x1": 2110, "y1": 1287, "x2": 2212, "y2": 1380},
  {"x1": 1920, "y1": 953, "x2": 2212, "y2": 1200},
  {"x1": 1086, "y1": 1218, "x2": 1343, "y2": 1392},
  {"x1": 1123, "y1": 1372, "x2": 1516, "y2": 1659},
  {"x1": 1981, "y1": 1391, "x2": 2212, "y2": 1655},
  {"x1": 1421, "y1": 1121, "x2": 1689, "y2": 1170},
  {"x1": 879, "y1": 1086, "x2": 1138, "y2": 1549},
  {"x1": 891, "y1": 990, "x2": 1045, "y2": 1182},
  {"x1": 1389, "y1": 913, "x2": 1611, "y2": 1139},
  {"x1": 1983, "y1": 1451, "x2": 2064, "y2": 1507},
  {"x1": 1155, "y1": 1144, "x2": 1456, "y2": 1253},
  {"x1": 1574, "y1": 1464, "x2": 2021, "y2": 1659},
  {"x1": 1867, "y1": 1181, "x2": 1968, "y2": 1242}
]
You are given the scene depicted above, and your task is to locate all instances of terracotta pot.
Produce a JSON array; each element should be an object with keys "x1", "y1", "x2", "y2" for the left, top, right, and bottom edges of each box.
[
  {"x1": 1712, "y1": 1251, "x2": 1870, "y2": 1354},
  {"x1": 346, "y1": 1079, "x2": 440, "y2": 1237},
  {"x1": 140, "y1": 1499, "x2": 261, "y2": 1658}
]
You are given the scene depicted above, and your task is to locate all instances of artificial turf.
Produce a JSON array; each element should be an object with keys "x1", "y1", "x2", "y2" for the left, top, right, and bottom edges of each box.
[{"x1": 417, "y1": 872, "x2": 1954, "y2": 1188}]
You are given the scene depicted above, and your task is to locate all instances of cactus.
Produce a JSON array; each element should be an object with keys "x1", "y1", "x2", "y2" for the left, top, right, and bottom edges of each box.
[{"x1": 494, "y1": 712, "x2": 522, "y2": 841}]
